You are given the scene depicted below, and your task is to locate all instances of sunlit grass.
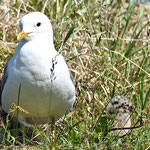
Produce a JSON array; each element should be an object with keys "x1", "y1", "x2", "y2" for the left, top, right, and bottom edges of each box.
[{"x1": 0, "y1": 0, "x2": 150, "y2": 149}]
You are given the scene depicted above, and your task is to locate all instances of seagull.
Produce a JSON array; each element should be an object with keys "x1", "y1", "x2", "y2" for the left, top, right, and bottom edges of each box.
[
  {"x1": 0, "y1": 12, "x2": 76, "y2": 127},
  {"x1": 106, "y1": 95, "x2": 137, "y2": 136}
]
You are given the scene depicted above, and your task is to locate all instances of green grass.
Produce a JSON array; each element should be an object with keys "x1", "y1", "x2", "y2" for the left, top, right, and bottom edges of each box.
[{"x1": 0, "y1": 0, "x2": 150, "y2": 149}]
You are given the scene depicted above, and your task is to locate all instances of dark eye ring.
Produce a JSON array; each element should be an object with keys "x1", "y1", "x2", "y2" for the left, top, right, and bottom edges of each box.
[{"x1": 36, "y1": 22, "x2": 41, "y2": 27}]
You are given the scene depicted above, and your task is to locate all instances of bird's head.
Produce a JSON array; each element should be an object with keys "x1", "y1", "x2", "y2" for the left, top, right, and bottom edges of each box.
[{"x1": 17, "y1": 12, "x2": 53, "y2": 42}]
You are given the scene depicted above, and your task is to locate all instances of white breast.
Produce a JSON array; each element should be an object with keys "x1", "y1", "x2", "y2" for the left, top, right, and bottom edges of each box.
[{"x1": 2, "y1": 40, "x2": 75, "y2": 126}]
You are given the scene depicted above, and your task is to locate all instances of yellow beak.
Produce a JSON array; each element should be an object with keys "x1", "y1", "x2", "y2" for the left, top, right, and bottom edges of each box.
[{"x1": 17, "y1": 30, "x2": 30, "y2": 41}]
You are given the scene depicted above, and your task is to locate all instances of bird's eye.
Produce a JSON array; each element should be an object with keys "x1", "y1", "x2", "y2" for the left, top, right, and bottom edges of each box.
[{"x1": 36, "y1": 22, "x2": 41, "y2": 27}]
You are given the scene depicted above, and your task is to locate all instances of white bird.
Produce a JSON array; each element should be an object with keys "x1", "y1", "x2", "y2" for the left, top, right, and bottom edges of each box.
[
  {"x1": 0, "y1": 12, "x2": 76, "y2": 127},
  {"x1": 106, "y1": 95, "x2": 137, "y2": 136}
]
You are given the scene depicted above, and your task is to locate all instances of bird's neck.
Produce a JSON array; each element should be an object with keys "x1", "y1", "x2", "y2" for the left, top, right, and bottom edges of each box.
[{"x1": 16, "y1": 37, "x2": 57, "y2": 57}]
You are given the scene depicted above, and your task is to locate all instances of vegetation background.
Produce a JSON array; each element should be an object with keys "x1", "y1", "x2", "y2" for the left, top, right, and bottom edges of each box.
[{"x1": 0, "y1": 0, "x2": 150, "y2": 149}]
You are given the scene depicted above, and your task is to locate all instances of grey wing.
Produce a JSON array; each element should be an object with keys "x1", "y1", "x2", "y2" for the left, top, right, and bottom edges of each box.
[
  {"x1": 0, "y1": 59, "x2": 10, "y2": 106},
  {"x1": 63, "y1": 57, "x2": 74, "y2": 84}
]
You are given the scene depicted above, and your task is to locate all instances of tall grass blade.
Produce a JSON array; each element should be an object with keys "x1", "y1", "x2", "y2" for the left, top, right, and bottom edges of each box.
[
  {"x1": 125, "y1": 4, "x2": 145, "y2": 57},
  {"x1": 63, "y1": 23, "x2": 76, "y2": 45}
]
